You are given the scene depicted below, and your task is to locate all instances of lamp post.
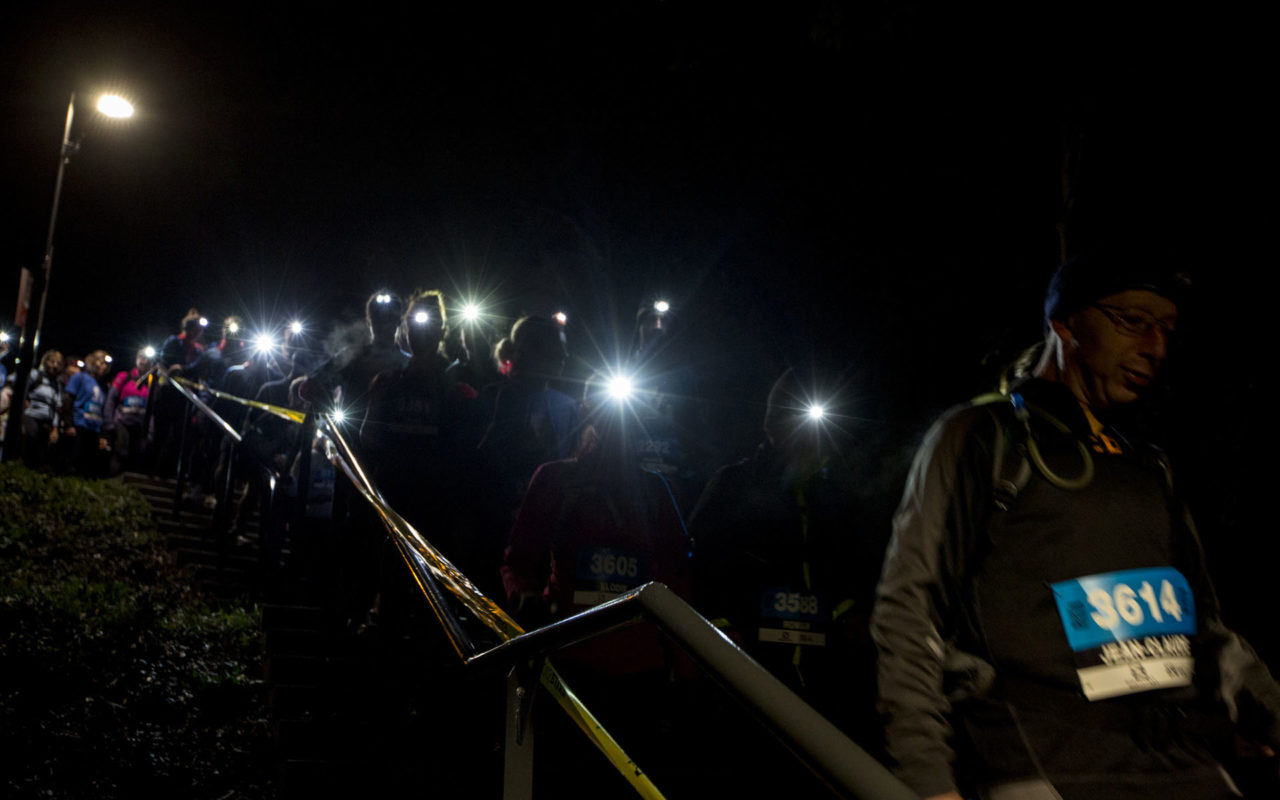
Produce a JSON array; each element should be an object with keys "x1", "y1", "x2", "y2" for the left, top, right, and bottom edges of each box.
[{"x1": 3, "y1": 92, "x2": 134, "y2": 462}]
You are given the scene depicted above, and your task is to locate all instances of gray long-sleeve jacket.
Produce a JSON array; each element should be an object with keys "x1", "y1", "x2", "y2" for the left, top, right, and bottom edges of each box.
[{"x1": 872, "y1": 380, "x2": 1280, "y2": 798}]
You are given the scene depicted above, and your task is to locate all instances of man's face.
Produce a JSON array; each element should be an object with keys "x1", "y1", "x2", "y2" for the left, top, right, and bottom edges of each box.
[{"x1": 1053, "y1": 289, "x2": 1178, "y2": 411}]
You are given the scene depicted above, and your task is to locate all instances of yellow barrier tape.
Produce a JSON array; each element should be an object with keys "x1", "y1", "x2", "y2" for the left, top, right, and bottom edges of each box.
[
  {"x1": 171, "y1": 376, "x2": 307, "y2": 424},
  {"x1": 539, "y1": 661, "x2": 666, "y2": 800},
  {"x1": 163, "y1": 378, "x2": 665, "y2": 798},
  {"x1": 831, "y1": 598, "x2": 856, "y2": 621},
  {"x1": 316, "y1": 416, "x2": 665, "y2": 799},
  {"x1": 318, "y1": 414, "x2": 524, "y2": 644}
]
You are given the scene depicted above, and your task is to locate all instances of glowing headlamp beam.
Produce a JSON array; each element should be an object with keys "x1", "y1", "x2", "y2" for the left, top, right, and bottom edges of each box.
[{"x1": 607, "y1": 375, "x2": 635, "y2": 401}]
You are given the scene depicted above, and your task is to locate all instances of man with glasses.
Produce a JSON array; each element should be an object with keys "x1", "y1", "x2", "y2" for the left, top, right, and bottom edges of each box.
[{"x1": 873, "y1": 251, "x2": 1279, "y2": 799}]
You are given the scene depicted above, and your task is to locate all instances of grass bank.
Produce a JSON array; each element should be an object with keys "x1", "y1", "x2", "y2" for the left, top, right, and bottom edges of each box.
[{"x1": 0, "y1": 463, "x2": 273, "y2": 798}]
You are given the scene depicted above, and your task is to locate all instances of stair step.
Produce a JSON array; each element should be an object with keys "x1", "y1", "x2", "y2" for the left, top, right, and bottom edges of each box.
[
  {"x1": 177, "y1": 548, "x2": 259, "y2": 569},
  {"x1": 269, "y1": 683, "x2": 324, "y2": 717},
  {"x1": 263, "y1": 604, "x2": 326, "y2": 630},
  {"x1": 277, "y1": 758, "x2": 366, "y2": 795},
  {"x1": 266, "y1": 628, "x2": 328, "y2": 657},
  {"x1": 264, "y1": 654, "x2": 365, "y2": 685},
  {"x1": 272, "y1": 717, "x2": 363, "y2": 758},
  {"x1": 153, "y1": 509, "x2": 218, "y2": 526}
]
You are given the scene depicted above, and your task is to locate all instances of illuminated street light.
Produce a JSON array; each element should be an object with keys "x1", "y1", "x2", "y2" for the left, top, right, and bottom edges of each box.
[
  {"x1": 3, "y1": 91, "x2": 138, "y2": 461},
  {"x1": 96, "y1": 95, "x2": 135, "y2": 118}
]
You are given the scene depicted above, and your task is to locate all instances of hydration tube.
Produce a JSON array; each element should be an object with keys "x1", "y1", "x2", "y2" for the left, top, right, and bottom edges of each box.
[{"x1": 1009, "y1": 392, "x2": 1094, "y2": 491}]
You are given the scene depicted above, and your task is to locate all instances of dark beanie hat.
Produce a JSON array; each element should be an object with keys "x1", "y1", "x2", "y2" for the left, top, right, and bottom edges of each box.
[{"x1": 1044, "y1": 249, "x2": 1191, "y2": 324}]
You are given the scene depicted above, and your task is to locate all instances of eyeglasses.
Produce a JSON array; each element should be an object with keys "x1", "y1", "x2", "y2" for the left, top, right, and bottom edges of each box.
[{"x1": 1092, "y1": 303, "x2": 1177, "y2": 339}]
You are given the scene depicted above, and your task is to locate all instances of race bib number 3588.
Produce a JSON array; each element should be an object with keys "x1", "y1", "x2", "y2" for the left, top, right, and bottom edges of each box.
[
  {"x1": 1051, "y1": 567, "x2": 1196, "y2": 701},
  {"x1": 758, "y1": 588, "x2": 826, "y2": 647}
]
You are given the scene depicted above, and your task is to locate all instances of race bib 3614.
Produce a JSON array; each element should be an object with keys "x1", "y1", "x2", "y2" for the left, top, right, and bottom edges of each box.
[{"x1": 1051, "y1": 567, "x2": 1196, "y2": 701}]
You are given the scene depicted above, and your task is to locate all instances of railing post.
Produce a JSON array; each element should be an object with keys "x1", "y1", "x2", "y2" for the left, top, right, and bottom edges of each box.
[
  {"x1": 171, "y1": 399, "x2": 190, "y2": 520},
  {"x1": 293, "y1": 413, "x2": 313, "y2": 519},
  {"x1": 258, "y1": 468, "x2": 279, "y2": 596},
  {"x1": 503, "y1": 661, "x2": 539, "y2": 800},
  {"x1": 219, "y1": 442, "x2": 236, "y2": 524}
]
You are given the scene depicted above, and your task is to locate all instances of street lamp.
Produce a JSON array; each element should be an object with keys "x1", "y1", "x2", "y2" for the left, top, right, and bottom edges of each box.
[
  {"x1": 3, "y1": 92, "x2": 135, "y2": 462},
  {"x1": 97, "y1": 95, "x2": 134, "y2": 119}
]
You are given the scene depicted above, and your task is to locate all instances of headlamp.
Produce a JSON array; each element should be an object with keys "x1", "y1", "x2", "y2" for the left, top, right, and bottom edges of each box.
[
  {"x1": 412, "y1": 309, "x2": 430, "y2": 325},
  {"x1": 289, "y1": 320, "x2": 304, "y2": 335},
  {"x1": 554, "y1": 311, "x2": 568, "y2": 326},
  {"x1": 461, "y1": 303, "x2": 481, "y2": 323},
  {"x1": 0, "y1": 331, "x2": 9, "y2": 343},
  {"x1": 253, "y1": 333, "x2": 276, "y2": 355},
  {"x1": 375, "y1": 293, "x2": 392, "y2": 304},
  {"x1": 143, "y1": 346, "x2": 156, "y2": 359},
  {"x1": 653, "y1": 300, "x2": 670, "y2": 314},
  {"x1": 198, "y1": 317, "x2": 209, "y2": 327},
  {"x1": 227, "y1": 321, "x2": 240, "y2": 335},
  {"x1": 104, "y1": 354, "x2": 114, "y2": 364},
  {"x1": 807, "y1": 404, "x2": 826, "y2": 421},
  {"x1": 606, "y1": 375, "x2": 635, "y2": 402},
  {"x1": 332, "y1": 407, "x2": 347, "y2": 425}
]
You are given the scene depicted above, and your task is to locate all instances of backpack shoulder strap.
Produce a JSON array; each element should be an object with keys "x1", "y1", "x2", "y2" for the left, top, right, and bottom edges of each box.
[{"x1": 969, "y1": 392, "x2": 1033, "y2": 512}]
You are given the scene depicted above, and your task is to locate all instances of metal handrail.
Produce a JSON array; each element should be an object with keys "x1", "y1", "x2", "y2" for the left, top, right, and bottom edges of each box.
[
  {"x1": 169, "y1": 383, "x2": 916, "y2": 800},
  {"x1": 468, "y1": 583, "x2": 916, "y2": 800},
  {"x1": 163, "y1": 376, "x2": 287, "y2": 547},
  {"x1": 315, "y1": 411, "x2": 668, "y2": 798},
  {"x1": 164, "y1": 375, "x2": 242, "y2": 443}
]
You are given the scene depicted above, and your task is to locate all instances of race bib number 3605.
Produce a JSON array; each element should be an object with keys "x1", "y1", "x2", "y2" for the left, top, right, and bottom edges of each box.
[
  {"x1": 1051, "y1": 567, "x2": 1196, "y2": 701},
  {"x1": 572, "y1": 547, "x2": 643, "y2": 607}
]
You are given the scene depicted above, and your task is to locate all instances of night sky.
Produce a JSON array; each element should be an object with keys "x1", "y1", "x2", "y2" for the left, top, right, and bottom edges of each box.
[{"x1": 2, "y1": 5, "x2": 1274, "y2": 660}]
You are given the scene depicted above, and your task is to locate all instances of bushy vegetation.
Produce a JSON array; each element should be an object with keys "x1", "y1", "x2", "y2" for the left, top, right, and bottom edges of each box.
[{"x1": 0, "y1": 464, "x2": 272, "y2": 798}]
